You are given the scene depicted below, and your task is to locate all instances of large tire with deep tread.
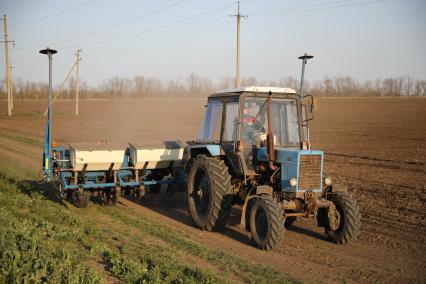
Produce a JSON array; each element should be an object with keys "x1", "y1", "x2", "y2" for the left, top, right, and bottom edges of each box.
[
  {"x1": 326, "y1": 191, "x2": 361, "y2": 244},
  {"x1": 249, "y1": 196, "x2": 285, "y2": 250},
  {"x1": 187, "y1": 155, "x2": 233, "y2": 231}
]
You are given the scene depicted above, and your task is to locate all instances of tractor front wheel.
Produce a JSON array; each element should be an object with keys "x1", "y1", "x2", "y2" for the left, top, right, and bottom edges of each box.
[
  {"x1": 325, "y1": 191, "x2": 361, "y2": 244},
  {"x1": 187, "y1": 155, "x2": 232, "y2": 231},
  {"x1": 249, "y1": 196, "x2": 285, "y2": 250}
]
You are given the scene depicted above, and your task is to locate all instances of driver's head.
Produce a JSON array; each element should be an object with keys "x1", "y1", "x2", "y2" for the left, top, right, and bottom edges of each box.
[{"x1": 245, "y1": 102, "x2": 258, "y2": 116}]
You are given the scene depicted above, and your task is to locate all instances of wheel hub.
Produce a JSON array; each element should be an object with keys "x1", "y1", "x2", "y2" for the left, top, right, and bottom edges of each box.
[
  {"x1": 193, "y1": 171, "x2": 210, "y2": 216},
  {"x1": 328, "y1": 206, "x2": 341, "y2": 231}
]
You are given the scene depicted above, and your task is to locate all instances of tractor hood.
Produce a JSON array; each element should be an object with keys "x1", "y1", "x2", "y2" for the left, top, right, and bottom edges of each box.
[{"x1": 257, "y1": 147, "x2": 324, "y2": 192}]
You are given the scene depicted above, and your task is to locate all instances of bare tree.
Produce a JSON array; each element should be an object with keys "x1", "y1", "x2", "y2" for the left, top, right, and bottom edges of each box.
[
  {"x1": 4, "y1": 73, "x2": 426, "y2": 99},
  {"x1": 133, "y1": 75, "x2": 145, "y2": 98},
  {"x1": 415, "y1": 80, "x2": 426, "y2": 96}
]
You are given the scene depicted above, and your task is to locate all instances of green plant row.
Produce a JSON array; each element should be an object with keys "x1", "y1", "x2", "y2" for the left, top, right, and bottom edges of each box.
[
  {"x1": 101, "y1": 206, "x2": 299, "y2": 284},
  {"x1": 0, "y1": 173, "x2": 220, "y2": 283}
]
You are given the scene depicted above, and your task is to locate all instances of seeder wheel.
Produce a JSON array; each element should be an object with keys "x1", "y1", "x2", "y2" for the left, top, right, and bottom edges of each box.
[
  {"x1": 104, "y1": 187, "x2": 118, "y2": 206},
  {"x1": 134, "y1": 186, "x2": 145, "y2": 201},
  {"x1": 56, "y1": 179, "x2": 65, "y2": 199},
  {"x1": 73, "y1": 188, "x2": 90, "y2": 208}
]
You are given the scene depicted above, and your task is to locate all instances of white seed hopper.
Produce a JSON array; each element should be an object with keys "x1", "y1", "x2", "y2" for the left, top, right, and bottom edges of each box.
[
  {"x1": 69, "y1": 143, "x2": 126, "y2": 171},
  {"x1": 129, "y1": 141, "x2": 185, "y2": 170}
]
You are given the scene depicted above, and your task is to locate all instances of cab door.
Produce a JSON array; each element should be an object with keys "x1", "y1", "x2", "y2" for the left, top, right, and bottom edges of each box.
[{"x1": 220, "y1": 98, "x2": 245, "y2": 176}]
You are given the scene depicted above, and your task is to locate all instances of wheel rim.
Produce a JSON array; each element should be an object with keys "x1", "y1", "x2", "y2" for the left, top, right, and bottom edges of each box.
[
  {"x1": 254, "y1": 206, "x2": 269, "y2": 241},
  {"x1": 193, "y1": 168, "x2": 210, "y2": 217},
  {"x1": 329, "y1": 207, "x2": 342, "y2": 231},
  {"x1": 58, "y1": 182, "x2": 65, "y2": 198}
]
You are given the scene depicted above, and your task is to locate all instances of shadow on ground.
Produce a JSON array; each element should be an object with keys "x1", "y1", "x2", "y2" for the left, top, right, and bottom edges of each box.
[
  {"x1": 286, "y1": 223, "x2": 329, "y2": 241},
  {"x1": 17, "y1": 178, "x2": 120, "y2": 208},
  {"x1": 133, "y1": 191, "x2": 329, "y2": 246},
  {"x1": 15, "y1": 176, "x2": 330, "y2": 245}
]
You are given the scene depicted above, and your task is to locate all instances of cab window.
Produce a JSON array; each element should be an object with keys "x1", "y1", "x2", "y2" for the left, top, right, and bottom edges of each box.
[{"x1": 222, "y1": 101, "x2": 239, "y2": 142}]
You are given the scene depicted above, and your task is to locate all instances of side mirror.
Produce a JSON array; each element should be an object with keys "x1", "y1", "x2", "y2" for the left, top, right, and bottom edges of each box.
[{"x1": 301, "y1": 95, "x2": 317, "y2": 121}]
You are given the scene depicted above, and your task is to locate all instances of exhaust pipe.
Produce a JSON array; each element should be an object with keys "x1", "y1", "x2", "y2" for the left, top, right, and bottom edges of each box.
[{"x1": 267, "y1": 91, "x2": 277, "y2": 171}]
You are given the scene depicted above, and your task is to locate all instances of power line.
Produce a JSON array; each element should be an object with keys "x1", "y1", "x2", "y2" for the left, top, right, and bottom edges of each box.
[
  {"x1": 249, "y1": 0, "x2": 389, "y2": 16},
  {"x1": 87, "y1": 15, "x2": 226, "y2": 55},
  {"x1": 3, "y1": 13, "x2": 221, "y2": 52},
  {"x1": 17, "y1": 1, "x2": 236, "y2": 51},
  {"x1": 11, "y1": 0, "x2": 98, "y2": 25},
  {"x1": 105, "y1": 22, "x2": 231, "y2": 59},
  {"x1": 50, "y1": 0, "x2": 187, "y2": 45},
  {"x1": 151, "y1": 23, "x2": 231, "y2": 51},
  {"x1": 248, "y1": 0, "x2": 356, "y2": 15},
  {"x1": 52, "y1": 1, "x2": 237, "y2": 50}
]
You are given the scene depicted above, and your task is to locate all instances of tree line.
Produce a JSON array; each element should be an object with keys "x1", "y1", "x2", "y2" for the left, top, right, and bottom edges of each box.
[{"x1": 0, "y1": 74, "x2": 425, "y2": 101}]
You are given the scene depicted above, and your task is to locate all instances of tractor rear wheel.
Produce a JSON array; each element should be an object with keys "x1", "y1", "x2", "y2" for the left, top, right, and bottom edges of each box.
[
  {"x1": 249, "y1": 196, "x2": 285, "y2": 250},
  {"x1": 187, "y1": 155, "x2": 233, "y2": 231},
  {"x1": 325, "y1": 191, "x2": 361, "y2": 244}
]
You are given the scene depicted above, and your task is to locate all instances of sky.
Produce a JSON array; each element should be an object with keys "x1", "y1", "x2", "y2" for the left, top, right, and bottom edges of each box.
[{"x1": 1, "y1": 0, "x2": 425, "y2": 86}]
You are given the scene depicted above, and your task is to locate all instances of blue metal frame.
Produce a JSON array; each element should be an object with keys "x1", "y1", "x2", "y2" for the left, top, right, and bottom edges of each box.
[{"x1": 52, "y1": 148, "x2": 184, "y2": 192}]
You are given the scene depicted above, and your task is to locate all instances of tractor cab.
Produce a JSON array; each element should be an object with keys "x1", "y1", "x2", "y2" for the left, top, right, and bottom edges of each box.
[{"x1": 197, "y1": 86, "x2": 313, "y2": 178}]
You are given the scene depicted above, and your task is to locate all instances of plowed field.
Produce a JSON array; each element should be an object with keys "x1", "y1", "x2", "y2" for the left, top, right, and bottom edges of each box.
[{"x1": 0, "y1": 97, "x2": 425, "y2": 283}]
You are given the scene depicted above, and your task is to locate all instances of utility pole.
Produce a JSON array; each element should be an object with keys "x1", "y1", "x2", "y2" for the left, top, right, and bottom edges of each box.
[
  {"x1": 9, "y1": 65, "x2": 14, "y2": 110},
  {"x1": 2, "y1": 15, "x2": 14, "y2": 116},
  {"x1": 231, "y1": 2, "x2": 247, "y2": 88},
  {"x1": 75, "y1": 49, "x2": 81, "y2": 116}
]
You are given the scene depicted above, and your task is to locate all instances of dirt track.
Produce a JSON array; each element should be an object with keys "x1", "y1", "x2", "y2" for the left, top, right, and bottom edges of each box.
[{"x1": 0, "y1": 97, "x2": 425, "y2": 283}]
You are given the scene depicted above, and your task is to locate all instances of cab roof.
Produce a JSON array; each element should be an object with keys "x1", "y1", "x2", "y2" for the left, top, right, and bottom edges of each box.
[{"x1": 209, "y1": 86, "x2": 297, "y2": 98}]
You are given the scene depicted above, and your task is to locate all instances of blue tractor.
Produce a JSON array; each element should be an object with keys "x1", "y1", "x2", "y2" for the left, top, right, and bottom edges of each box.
[{"x1": 184, "y1": 86, "x2": 361, "y2": 250}]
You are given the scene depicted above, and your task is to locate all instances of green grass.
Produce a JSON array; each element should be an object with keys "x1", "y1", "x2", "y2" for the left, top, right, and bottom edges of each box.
[
  {"x1": 0, "y1": 173, "x2": 104, "y2": 283},
  {"x1": 0, "y1": 156, "x2": 37, "y2": 180},
  {"x1": 0, "y1": 130, "x2": 43, "y2": 147},
  {"x1": 0, "y1": 172, "x2": 220, "y2": 283},
  {"x1": 102, "y1": 207, "x2": 298, "y2": 284}
]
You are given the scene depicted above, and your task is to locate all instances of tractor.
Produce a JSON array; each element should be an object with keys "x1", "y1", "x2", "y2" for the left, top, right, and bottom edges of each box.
[
  {"x1": 183, "y1": 85, "x2": 361, "y2": 250},
  {"x1": 39, "y1": 48, "x2": 361, "y2": 250}
]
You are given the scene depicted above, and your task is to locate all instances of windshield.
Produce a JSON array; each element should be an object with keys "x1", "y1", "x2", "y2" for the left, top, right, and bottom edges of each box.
[{"x1": 242, "y1": 97, "x2": 300, "y2": 147}]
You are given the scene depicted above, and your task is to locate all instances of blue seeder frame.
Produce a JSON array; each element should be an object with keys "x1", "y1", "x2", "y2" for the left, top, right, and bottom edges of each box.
[{"x1": 46, "y1": 145, "x2": 185, "y2": 193}]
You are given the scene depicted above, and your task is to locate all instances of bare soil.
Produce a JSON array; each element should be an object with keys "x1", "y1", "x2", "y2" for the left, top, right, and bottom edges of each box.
[{"x1": 0, "y1": 97, "x2": 425, "y2": 283}]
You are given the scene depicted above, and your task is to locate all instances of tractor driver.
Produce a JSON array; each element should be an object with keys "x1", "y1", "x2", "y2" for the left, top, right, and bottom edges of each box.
[{"x1": 242, "y1": 101, "x2": 266, "y2": 145}]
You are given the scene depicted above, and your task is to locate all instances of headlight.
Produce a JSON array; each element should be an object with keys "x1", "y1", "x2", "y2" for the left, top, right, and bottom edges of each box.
[
  {"x1": 324, "y1": 176, "x2": 333, "y2": 186},
  {"x1": 289, "y1": 177, "x2": 298, "y2": 187}
]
